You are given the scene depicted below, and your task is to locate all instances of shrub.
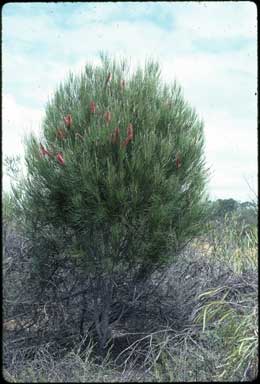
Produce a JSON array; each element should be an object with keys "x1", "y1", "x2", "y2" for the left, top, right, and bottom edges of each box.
[{"x1": 12, "y1": 54, "x2": 209, "y2": 351}]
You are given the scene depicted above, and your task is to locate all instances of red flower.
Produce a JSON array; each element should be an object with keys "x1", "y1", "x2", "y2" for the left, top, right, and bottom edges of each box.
[
  {"x1": 176, "y1": 155, "x2": 181, "y2": 169},
  {"x1": 127, "y1": 123, "x2": 133, "y2": 140},
  {"x1": 120, "y1": 79, "x2": 125, "y2": 90},
  {"x1": 90, "y1": 100, "x2": 96, "y2": 113},
  {"x1": 104, "y1": 111, "x2": 112, "y2": 125},
  {"x1": 56, "y1": 152, "x2": 65, "y2": 165},
  {"x1": 121, "y1": 124, "x2": 134, "y2": 148},
  {"x1": 115, "y1": 126, "x2": 120, "y2": 141},
  {"x1": 56, "y1": 128, "x2": 66, "y2": 140},
  {"x1": 105, "y1": 72, "x2": 112, "y2": 87},
  {"x1": 121, "y1": 137, "x2": 130, "y2": 148},
  {"x1": 40, "y1": 143, "x2": 52, "y2": 157},
  {"x1": 64, "y1": 114, "x2": 72, "y2": 128}
]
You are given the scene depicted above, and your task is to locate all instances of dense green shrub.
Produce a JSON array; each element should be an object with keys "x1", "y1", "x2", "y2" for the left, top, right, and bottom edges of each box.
[{"x1": 12, "y1": 55, "x2": 209, "y2": 350}]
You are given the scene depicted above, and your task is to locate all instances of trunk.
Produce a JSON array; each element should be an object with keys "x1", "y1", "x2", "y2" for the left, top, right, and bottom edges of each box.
[
  {"x1": 79, "y1": 293, "x2": 87, "y2": 338},
  {"x1": 93, "y1": 277, "x2": 113, "y2": 356},
  {"x1": 95, "y1": 308, "x2": 111, "y2": 356}
]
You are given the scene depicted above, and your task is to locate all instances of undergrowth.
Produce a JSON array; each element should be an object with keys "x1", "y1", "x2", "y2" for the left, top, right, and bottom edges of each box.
[{"x1": 3, "y1": 211, "x2": 258, "y2": 382}]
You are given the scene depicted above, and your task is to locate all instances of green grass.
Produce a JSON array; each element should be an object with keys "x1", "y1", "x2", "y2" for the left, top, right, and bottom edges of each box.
[{"x1": 207, "y1": 212, "x2": 257, "y2": 273}]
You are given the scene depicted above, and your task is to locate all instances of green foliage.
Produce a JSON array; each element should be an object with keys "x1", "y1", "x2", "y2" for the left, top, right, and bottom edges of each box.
[
  {"x1": 4, "y1": 155, "x2": 21, "y2": 180},
  {"x1": 14, "y1": 54, "x2": 208, "y2": 274},
  {"x1": 2, "y1": 191, "x2": 16, "y2": 225},
  {"x1": 237, "y1": 200, "x2": 258, "y2": 227},
  {"x1": 215, "y1": 198, "x2": 238, "y2": 216},
  {"x1": 3, "y1": 156, "x2": 22, "y2": 225}
]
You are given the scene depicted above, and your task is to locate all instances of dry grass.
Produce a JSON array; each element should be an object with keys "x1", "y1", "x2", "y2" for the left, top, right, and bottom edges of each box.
[{"x1": 3, "y1": 212, "x2": 258, "y2": 382}]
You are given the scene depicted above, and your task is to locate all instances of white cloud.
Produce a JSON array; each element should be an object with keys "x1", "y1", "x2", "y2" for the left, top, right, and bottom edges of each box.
[
  {"x1": 2, "y1": 12, "x2": 56, "y2": 43},
  {"x1": 2, "y1": 94, "x2": 43, "y2": 154},
  {"x1": 209, "y1": 170, "x2": 257, "y2": 202},
  {"x1": 2, "y1": 94, "x2": 44, "y2": 190},
  {"x1": 169, "y1": 1, "x2": 256, "y2": 40}
]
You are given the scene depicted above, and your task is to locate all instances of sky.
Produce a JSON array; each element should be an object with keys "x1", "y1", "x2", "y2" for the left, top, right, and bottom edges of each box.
[{"x1": 2, "y1": 1, "x2": 258, "y2": 202}]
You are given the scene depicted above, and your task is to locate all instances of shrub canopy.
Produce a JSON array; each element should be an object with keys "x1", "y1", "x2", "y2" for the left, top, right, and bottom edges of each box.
[{"x1": 15, "y1": 55, "x2": 208, "y2": 275}]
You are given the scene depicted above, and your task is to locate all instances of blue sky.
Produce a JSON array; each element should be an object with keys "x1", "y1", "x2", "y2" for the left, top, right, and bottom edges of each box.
[{"x1": 2, "y1": 1, "x2": 257, "y2": 201}]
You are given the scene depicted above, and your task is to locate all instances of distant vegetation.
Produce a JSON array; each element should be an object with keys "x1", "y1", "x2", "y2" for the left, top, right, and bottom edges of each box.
[{"x1": 208, "y1": 198, "x2": 257, "y2": 224}]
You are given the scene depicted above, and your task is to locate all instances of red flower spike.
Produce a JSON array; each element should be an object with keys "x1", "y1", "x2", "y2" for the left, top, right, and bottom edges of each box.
[
  {"x1": 40, "y1": 143, "x2": 45, "y2": 156},
  {"x1": 121, "y1": 137, "x2": 130, "y2": 148},
  {"x1": 40, "y1": 143, "x2": 52, "y2": 157},
  {"x1": 90, "y1": 100, "x2": 96, "y2": 113},
  {"x1": 127, "y1": 123, "x2": 133, "y2": 140},
  {"x1": 115, "y1": 127, "x2": 120, "y2": 141},
  {"x1": 120, "y1": 79, "x2": 125, "y2": 90},
  {"x1": 57, "y1": 152, "x2": 65, "y2": 165},
  {"x1": 105, "y1": 72, "x2": 112, "y2": 87},
  {"x1": 104, "y1": 111, "x2": 112, "y2": 125},
  {"x1": 64, "y1": 114, "x2": 72, "y2": 128},
  {"x1": 176, "y1": 155, "x2": 181, "y2": 169}
]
